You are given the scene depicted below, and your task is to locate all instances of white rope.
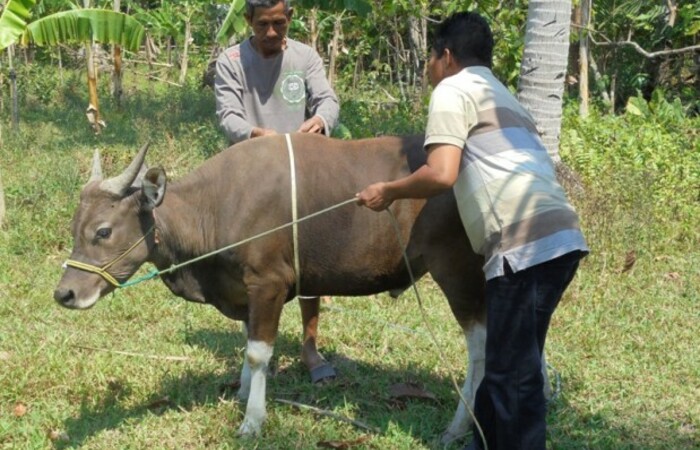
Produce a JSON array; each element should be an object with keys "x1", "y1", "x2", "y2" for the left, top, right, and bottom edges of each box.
[{"x1": 285, "y1": 133, "x2": 301, "y2": 297}]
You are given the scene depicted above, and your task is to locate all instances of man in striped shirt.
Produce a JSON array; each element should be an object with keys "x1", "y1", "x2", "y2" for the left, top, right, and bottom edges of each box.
[{"x1": 357, "y1": 11, "x2": 588, "y2": 450}]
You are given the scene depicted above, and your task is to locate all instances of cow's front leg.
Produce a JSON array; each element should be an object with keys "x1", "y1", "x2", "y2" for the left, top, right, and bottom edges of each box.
[
  {"x1": 237, "y1": 339, "x2": 274, "y2": 436},
  {"x1": 441, "y1": 322, "x2": 486, "y2": 445},
  {"x1": 237, "y1": 282, "x2": 286, "y2": 437},
  {"x1": 299, "y1": 296, "x2": 336, "y2": 383}
]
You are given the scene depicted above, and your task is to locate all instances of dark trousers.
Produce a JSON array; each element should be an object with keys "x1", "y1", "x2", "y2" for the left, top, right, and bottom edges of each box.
[{"x1": 471, "y1": 251, "x2": 582, "y2": 450}]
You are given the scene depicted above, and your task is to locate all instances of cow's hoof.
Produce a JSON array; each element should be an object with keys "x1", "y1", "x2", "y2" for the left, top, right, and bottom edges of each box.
[
  {"x1": 310, "y1": 362, "x2": 336, "y2": 384},
  {"x1": 237, "y1": 419, "x2": 262, "y2": 437}
]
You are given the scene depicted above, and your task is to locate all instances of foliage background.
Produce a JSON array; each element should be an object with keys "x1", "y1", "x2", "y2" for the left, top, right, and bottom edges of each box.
[{"x1": 0, "y1": 0, "x2": 698, "y2": 448}]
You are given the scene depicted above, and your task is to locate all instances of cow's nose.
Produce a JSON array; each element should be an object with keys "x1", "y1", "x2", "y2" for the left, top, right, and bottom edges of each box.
[{"x1": 53, "y1": 288, "x2": 75, "y2": 306}]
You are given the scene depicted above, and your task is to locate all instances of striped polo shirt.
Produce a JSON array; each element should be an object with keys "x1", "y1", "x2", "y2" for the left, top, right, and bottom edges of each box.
[{"x1": 425, "y1": 66, "x2": 588, "y2": 279}]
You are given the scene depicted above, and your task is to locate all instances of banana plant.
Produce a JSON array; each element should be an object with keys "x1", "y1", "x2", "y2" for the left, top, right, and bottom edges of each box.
[
  {"x1": 0, "y1": 0, "x2": 37, "y2": 130},
  {"x1": 0, "y1": 0, "x2": 37, "y2": 225},
  {"x1": 215, "y1": 0, "x2": 246, "y2": 45},
  {"x1": 1, "y1": 0, "x2": 145, "y2": 133}
]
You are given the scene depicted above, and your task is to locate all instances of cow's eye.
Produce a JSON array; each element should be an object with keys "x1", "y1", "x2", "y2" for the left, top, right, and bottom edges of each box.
[{"x1": 96, "y1": 228, "x2": 112, "y2": 239}]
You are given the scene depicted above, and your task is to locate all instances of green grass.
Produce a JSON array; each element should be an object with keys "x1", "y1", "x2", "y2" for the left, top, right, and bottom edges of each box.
[{"x1": 0, "y1": 71, "x2": 698, "y2": 449}]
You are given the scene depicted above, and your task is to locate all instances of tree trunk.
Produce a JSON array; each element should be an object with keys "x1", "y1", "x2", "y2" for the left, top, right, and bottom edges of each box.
[
  {"x1": 407, "y1": 11, "x2": 427, "y2": 92},
  {"x1": 309, "y1": 8, "x2": 319, "y2": 54},
  {"x1": 517, "y1": 0, "x2": 572, "y2": 162},
  {"x1": 112, "y1": 0, "x2": 123, "y2": 106},
  {"x1": 179, "y1": 19, "x2": 191, "y2": 85},
  {"x1": 86, "y1": 42, "x2": 104, "y2": 134},
  {"x1": 9, "y1": 45, "x2": 19, "y2": 130},
  {"x1": 58, "y1": 46, "x2": 64, "y2": 84},
  {"x1": 327, "y1": 13, "x2": 343, "y2": 88},
  {"x1": 578, "y1": 0, "x2": 590, "y2": 117}
]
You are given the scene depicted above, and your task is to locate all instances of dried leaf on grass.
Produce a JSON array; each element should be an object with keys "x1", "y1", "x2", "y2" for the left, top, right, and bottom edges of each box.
[
  {"x1": 389, "y1": 382, "x2": 436, "y2": 401},
  {"x1": 317, "y1": 435, "x2": 371, "y2": 449},
  {"x1": 13, "y1": 402, "x2": 27, "y2": 417},
  {"x1": 620, "y1": 249, "x2": 636, "y2": 273},
  {"x1": 47, "y1": 429, "x2": 70, "y2": 442},
  {"x1": 664, "y1": 272, "x2": 682, "y2": 281}
]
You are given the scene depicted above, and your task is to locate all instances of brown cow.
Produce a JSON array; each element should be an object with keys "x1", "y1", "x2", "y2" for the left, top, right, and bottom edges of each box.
[{"x1": 54, "y1": 134, "x2": 521, "y2": 441}]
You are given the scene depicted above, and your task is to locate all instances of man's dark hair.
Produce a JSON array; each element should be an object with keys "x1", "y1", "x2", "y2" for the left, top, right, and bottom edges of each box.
[
  {"x1": 431, "y1": 11, "x2": 494, "y2": 68},
  {"x1": 245, "y1": 0, "x2": 291, "y2": 18}
]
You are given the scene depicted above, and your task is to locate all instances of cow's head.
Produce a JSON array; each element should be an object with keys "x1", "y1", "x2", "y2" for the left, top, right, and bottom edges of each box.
[{"x1": 53, "y1": 143, "x2": 167, "y2": 309}]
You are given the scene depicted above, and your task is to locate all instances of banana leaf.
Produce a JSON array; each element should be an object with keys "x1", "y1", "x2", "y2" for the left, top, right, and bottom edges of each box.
[
  {"x1": 0, "y1": 0, "x2": 37, "y2": 50},
  {"x1": 215, "y1": 0, "x2": 247, "y2": 45},
  {"x1": 25, "y1": 9, "x2": 145, "y2": 53}
]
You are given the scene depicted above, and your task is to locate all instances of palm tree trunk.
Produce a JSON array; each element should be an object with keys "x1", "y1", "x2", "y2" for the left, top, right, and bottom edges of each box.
[{"x1": 517, "y1": 0, "x2": 572, "y2": 162}]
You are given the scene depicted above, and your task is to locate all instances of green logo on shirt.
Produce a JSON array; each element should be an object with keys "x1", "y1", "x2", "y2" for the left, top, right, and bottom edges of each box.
[{"x1": 280, "y1": 73, "x2": 306, "y2": 104}]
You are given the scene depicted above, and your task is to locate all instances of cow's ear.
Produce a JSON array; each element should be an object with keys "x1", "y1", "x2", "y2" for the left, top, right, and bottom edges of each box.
[{"x1": 141, "y1": 167, "x2": 167, "y2": 210}]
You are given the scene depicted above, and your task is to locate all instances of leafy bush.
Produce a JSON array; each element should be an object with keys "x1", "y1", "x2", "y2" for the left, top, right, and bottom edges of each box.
[{"x1": 560, "y1": 93, "x2": 699, "y2": 252}]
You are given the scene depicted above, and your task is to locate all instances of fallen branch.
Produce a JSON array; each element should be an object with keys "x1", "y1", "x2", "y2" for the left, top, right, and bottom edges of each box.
[
  {"x1": 73, "y1": 345, "x2": 190, "y2": 361},
  {"x1": 275, "y1": 398, "x2": 379, "y2": 433}
]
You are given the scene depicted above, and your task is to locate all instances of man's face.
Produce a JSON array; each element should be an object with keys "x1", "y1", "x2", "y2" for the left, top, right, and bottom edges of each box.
[
  {"x1": 247, "y1": 1, "x2": 292, "y2": 57},
  {"x1": 427, "y1": 49, "x2": 446, "y2": 87}
]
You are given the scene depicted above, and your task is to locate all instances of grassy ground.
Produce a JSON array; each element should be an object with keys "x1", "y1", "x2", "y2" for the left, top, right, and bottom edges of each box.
[{"x1": 0, "y1": 72, "x2": 698, "y2": 449}]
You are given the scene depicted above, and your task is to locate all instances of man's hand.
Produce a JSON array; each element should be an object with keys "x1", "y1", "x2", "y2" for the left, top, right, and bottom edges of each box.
[
  {"x1": 356, "y1": 182, "x2": 393, "y2": 212},
  {"x1": 251, "y1": 127, "x2": 277, "y2": 138},
  {"x1": 297, "y1": 116, "x2": 325, "y2": 134}
]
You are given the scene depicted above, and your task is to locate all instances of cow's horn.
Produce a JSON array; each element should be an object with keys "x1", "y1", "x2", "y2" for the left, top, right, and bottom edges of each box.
[
  {"x1": 87, "y1": 149, "x2": 103, "y2": 183},
  {"x1": 100, "y1": 142, "x2": 150, "y2": 196}
]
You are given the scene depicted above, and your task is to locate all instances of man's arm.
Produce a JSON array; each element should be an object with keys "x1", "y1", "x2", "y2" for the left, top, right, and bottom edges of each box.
[
  {"x1": 301, "y1": 49, "x2": 340, "y2": 135},
  {"x1": 214, "y1": 51, "x2": 259, "y2": 143},
  {"x1": 356, "y1": 143, "x2": 462, "y2": 211}
]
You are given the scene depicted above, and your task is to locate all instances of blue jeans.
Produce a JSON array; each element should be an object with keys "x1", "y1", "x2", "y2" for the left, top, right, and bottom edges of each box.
[{"x1": 471, "y1": 251, "x2": 583, "y2": 450}]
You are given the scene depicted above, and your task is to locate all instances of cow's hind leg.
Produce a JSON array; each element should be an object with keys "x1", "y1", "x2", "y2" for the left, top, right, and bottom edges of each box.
[
  {"x1": 299, "y1": 296, "x2": 336, "y2": 383},
  {"x1": 237, "y1": 322, "x2": 252, "y2": 401},
  {"x1": 438, "y1": 324, "x2": 552, "y2": 445},
  {"x1": 441, "y1": 322, "x2": 486, "y2": 445}
]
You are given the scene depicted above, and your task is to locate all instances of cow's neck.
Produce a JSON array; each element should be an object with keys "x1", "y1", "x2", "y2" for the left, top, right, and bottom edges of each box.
[{"x1": 150, "y1": 184, "x2": 211, "y2": 280}]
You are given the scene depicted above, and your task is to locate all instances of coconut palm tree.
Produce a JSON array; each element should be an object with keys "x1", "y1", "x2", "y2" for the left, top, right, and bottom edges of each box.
[{"x1": 517, "y1": 0, "x2": 572, "y2": 163}]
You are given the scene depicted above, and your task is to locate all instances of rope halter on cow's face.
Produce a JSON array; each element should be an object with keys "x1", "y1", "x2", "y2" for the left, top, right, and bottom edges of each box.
[
  {"x1": 63, "y1": 227, "x2": 155, "y2": 288},
  {"x1": 63, "y1": 143, "x2": 160, "y2": 289}
]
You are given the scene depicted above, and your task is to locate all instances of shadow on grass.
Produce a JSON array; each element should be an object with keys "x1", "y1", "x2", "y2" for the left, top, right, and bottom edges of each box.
[{"x1": 54, "y1": 325, "x2": 696, "y2": 449}]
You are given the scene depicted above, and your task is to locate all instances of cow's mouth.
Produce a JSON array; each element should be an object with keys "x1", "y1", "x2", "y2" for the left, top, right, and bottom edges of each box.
[{"x1": 53, "y1": 287, "x2": 100, "y2": 310}]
